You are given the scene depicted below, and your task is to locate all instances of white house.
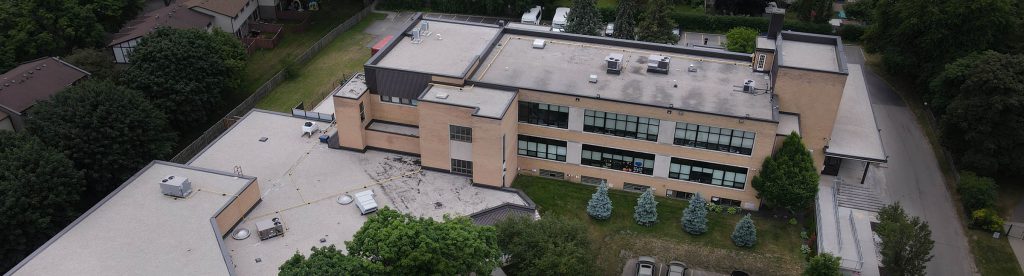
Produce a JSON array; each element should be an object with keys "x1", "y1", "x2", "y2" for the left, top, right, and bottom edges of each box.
[{"x1": 185, "y1": 0, "x2": 260, "y2": 38}]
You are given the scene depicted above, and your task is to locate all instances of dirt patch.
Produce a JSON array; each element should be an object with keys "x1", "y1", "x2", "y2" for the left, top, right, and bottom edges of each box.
[{"x1": 598, "y1": 234, "x2": 803, "y2": 276}]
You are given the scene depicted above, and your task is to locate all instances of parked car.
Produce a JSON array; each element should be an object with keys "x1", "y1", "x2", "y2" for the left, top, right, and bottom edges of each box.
[
  {"x1": 550, "y1": 7, "x2": 570, "y2": 32},
  {"x1": 667, "y1": 261, "x2": 687, "y2": 276},
  {"x1": 605, "y1": 23, "x2": 615, "y2": 36},
  {"x1": 636, "y1": 256, "x2": 656, "y2": 276},
  {"x1": 521, "y1": 5, "x2": 542, "y2": 25}
]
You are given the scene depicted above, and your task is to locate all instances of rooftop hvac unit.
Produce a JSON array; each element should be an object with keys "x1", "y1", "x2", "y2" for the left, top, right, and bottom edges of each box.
[
  {"x1": 532, "y1": 39, "x2": 546, "y2": 49},
  {"x1": 411, "y1": 28, "x2": 423, "y2": 44},
  {"x1": 354, "y1": 190, "x2": 378, "y2": 215},
  {"x1": 646, "y1": 55, "x2": 670, "y2": 74},
  {"x1": 419, "y1": 21, "x2": 431, "y2": 36},
  {"x1": 302, "y1": 121, "x2": 319, "y2": 137},
  {"x1": 159, "y1": 175, "x2": 192, "y2": 198},
  {"x1": 256, "y1": 217, "x2": 284, "y2": 240},
  {"x1": 743, "y1": 80, "x2": 756, "y2": 93},
  {"x1": 606, "y1": 53, "x2": 623, "y2": 74}
]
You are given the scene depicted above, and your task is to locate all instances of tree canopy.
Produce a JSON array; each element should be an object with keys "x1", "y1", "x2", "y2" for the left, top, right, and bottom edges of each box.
[
  {"x1": 636, "y1": 0, "x2": 677, "y2": 44},
  {"x1": 612, "y1": 0, "x2": 639, "y2": 40},
  {"x1": 63, "y1": 48, "x2": 121, "y2": 81},
  {"x1": 928, "y1": 51, "x2": 1024, "y2": 177},
  {"x1": 27, "y1": 80, "x2": 175, "y2": 195},
  {"x1": 725, "y1": 27, "x2": 758, "y2": 53},
  {"x1": 0, "y1": 0, "x2": 105, "y2": 71},
  {"x1": 788, "y1": 0, "x2": 833, "y2": 23},
  {"x1": 495, "y1": 216, "x2": 596, "y2": 275},
  {"x1": 803, "y1": 252, "x2": 842, "y2": 276},
  {"x1": 713, "y1": 0, "x2": 768, "y2": 16},
  {"x1": 80, "y1": 0, "x2": 145, "y2": 31},
  {"x1": 751, "y1": 132, "x2": 819, "y2": 212},
  {"x1": 121, "y1": 28, "x2": 246, "y2": 128},
  {"x1": 877, "y1": 203, "x2": 934, "y2": 276},
  {"x1": 0, "y1": 132, "x2": 86, "y2": 271},
  {"x1": 279, "y1": 245, "x2": 383, "y2": 276},
  {"x1": 565, "y1": 0, "x2": 603, "y2": 36},
  {"x1": 862, "y1": 0, "x2": 1021, "y2": 84}
]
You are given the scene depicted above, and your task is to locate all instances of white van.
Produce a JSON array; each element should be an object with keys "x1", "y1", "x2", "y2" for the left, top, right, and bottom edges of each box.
[
  {"x1": 521, "y1": 6, "x2": 542, "y2": 25},
  {"x1": 551, "y1": 7, "x2": 570, "y2": 32}
]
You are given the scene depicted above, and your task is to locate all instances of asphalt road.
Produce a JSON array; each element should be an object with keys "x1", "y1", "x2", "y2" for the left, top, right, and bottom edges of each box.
[{"x1": 846, "y1": 46, "x2": 975, "y2": 275}]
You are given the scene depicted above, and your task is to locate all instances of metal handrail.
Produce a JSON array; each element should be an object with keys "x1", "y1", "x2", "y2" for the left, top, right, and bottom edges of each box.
[{"x1": 844, "y1": 210, "x2": 865, "y2": 270}]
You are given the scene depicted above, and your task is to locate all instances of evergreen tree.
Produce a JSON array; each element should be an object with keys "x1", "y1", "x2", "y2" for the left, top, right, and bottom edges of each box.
[
  {"x1": 731, "y1": 214, "x2": 757, "y2": 247},
  {"x1": 612, "y1": 0, "x2": 639, "y2": 39},
  {"x1": 636, "y1": 0, "x2": 677, "y2": 44},
  {"x1": 682, "y1": 193, "x2": 709, "y2": 235},
  {"x1": 633, "y1": 188, "x2": 658, "y2": 226},
  {"x1": 587, "y1": 182, "x2": 613, "y2": 220},
  {"x1": 751, "y1": 132, "x2": 819, "y2": 212},
  {"x1": 803, "y1": 253, "x2": 842, "y2": 276},
  {"x1": 564, "y1": 0, "x2": 603, "y2": 36}
]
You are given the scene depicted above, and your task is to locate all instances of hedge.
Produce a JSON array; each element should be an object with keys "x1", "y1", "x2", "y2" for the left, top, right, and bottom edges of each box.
[{"x1": 670, "y1": 12, "x2": 833, "y2": 35}]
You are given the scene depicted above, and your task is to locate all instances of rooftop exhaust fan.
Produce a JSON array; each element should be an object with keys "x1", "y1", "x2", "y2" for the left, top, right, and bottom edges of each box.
[
  {"x1": 159, "y1": 175, "x2": 192, "y2": 198},
  {"x1": 606, "y1": 53, "x2": 623, "y2": 74},
  {"x1": 532, "y1": 39, "x2": 546, "y2": 49},
  {"x1": 647, "y1": 55, "x2": 670, "y2": 74}
]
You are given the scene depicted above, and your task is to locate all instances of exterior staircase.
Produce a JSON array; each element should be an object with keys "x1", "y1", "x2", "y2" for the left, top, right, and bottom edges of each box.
[{"x1": 836, "y1": 181, "x2": 885, "y2": 212}]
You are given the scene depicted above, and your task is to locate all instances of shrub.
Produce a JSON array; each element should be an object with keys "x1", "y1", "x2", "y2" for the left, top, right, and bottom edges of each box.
[
  {"x1": 707, "y1": 202, "x2": 724, "y2": 214},
  {"x1": 586, "y1": 182, "x2": 613, "y2": 220},
  {"x1": 682, "y1": 193, "x2": 709, "y2": 235},
  {"x1": 957, "y1": 171, "x2": 998, "y2": 212},
  {"x1": 789, "y1": 218, "x2": 798, "y2": 225},
  {"x1": 971, "y1": 208, "x2": 1005, "y2": 232},
  {"x1": 731, "y1": 214, "x2": 757, "y2": 247},
  {"x1": 727, "y1": 207, "x2": 738, "y2": 215},
  {"x1": 804, "y1": 253, "x2": 842, "y2": 276},
  {"x1": 800, "y1": 244, "x2": 811, "y2": 256},
  {"x1": 838, "y1": 24, "x2": 865, "y2": 42},
  {"x1": 634, "y1": 188, "x2": 659, "y2": 226}
]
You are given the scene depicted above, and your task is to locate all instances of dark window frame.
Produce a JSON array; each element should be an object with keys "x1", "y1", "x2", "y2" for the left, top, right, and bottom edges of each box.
[
  {"x1": 380, "y1": 95, "x2": 418, "y2": 106},
  {"x1": 449, "y1": 125, "x2": 472, "y2": 142},
  {"x1": 622, "y1": 182, "x2": 650, "y2": 193},
  {"x1": 673, "y1": 122, "x2": 755, "y2": 155},
  {"x1": 580, "y1": 176, "x2": 606, "y2": 186},
  {"x1": 583, "y1": 110, "x2": 660, "y2": 141},
  {"x1": 517, "y1": 135, "x2": 567, "y2": 162},
  {"x1": 580, "y1": 144, "x2": 655, "y2": 175},
  {"x1": 358, "y1": 102, "x2": 365, "y2": 122},
  {"x1": 518, "y1": 101, "x2": 569, "y2": 128},
  {"x1": 451, "y1": 159, "x2": 473, "y2": 176},
  {"x1": 668, "y1": 158, "x2": 748, "y2": 189}
]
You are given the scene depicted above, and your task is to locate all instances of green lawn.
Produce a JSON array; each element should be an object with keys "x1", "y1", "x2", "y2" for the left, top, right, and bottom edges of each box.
[
  {"x1": 255, "y1": 13, "x2": 386, "y2": 112},
  {"x1": 512, "y1": 175, "x2": 806, "y2": 275},
  {"x1": 968, "y1": 229, "x2": 1024, "y2": 276}
]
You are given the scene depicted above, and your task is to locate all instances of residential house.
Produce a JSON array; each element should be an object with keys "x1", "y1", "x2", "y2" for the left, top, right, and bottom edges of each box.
[
  {"x1": 108, "y1": 1, "x2": 213, "y2": 63},
  {"x1": 0, "y1": 58, "x2": 90, "y2": 131},
  {"x1": 185, "y1": 0, "x2": 260, "y2": 38}
]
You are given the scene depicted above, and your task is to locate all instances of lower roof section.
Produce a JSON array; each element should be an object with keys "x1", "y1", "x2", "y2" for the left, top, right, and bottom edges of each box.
[
  {"x1": 826, "y1": 64, "x2": 886, "y2": 163},
  {"x1": 420, "y1": 83, "x2": 516, "y2": 118}
]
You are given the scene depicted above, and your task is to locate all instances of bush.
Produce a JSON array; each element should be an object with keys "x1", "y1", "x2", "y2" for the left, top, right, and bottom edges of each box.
[
  {"x1": 707, "y1": 202, "x2": 724, "y2": 214},
  {"x1": 838, "y1": 24, "x2": 865, "y2": 42},
  {"x1": 725, "y1": 27, "x2": 758, "y2": 53},
  {"x1": 971, "y1": 208, "x2": 1005, "y2": 233},
  {"x1": 957, "y1": 171, "x2": 998, "y2": 212},
  {"x1": 731, "y1": 214, "x2": 757, "y2": 247},
  {"x1": 804, "y1": 253, "x2": 842, "y2": 276},
  {"x1": 682, "y1": 193, "x2": 709, "y2": 235},
  {"x1": 727, "y1": 207, "x2": 738, "y2": 215}
]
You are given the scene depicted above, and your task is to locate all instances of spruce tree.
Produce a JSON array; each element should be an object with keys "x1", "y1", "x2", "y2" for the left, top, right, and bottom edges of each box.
[
  {"x1": 636, "y1": 0, "x2": 677, "y2": 44},
  {"x1": 612, "y1": 0, "x2": 639, "y2": 40},
  {"x1": 682, "y1": 193, "x2": 709, "y2": 235},
  {"x1": 731, "y1": 214, "x2": 757, "y2": 247},
  {"x1": 564, "y1": 0, "x2": 602, "y2": 36},
  {"x1": 633, "y1": 188, "x2": 658, "y2": 226},
  {"x1": 587, "y1": 182, "x2": 613, "y2": 220}
]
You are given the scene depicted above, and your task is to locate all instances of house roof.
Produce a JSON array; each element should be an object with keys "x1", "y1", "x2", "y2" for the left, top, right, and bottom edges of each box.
[
  {"x1": 0, "y1": 57, "x2": 89, "y2": 118},
  {"x1": 108, "y1": 1, "x2": 213, "y2": 47},
  {"x1": 185, "y1": 0, "x2": 250, "y2": 17},
  {"x1": 470, "y1": 203, "x2": 536, "y2": 226}
]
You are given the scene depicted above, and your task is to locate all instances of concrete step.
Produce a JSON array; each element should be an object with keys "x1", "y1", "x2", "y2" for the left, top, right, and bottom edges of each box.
[{"x1": 836, "y1": 182, "x2": 884, "y2": 212}]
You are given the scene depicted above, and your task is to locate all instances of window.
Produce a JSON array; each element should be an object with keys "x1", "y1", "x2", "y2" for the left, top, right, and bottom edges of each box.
[
  {"x1": 712, "y1": 196, "x2": 742, "y2": 207},
  {"x1": 519, "y1": 101, "x2": 569, "y2": 128},
  {"x1": 451, "y1": 159, "x2": 472, "y2": 176},
  {"x1": 667, "y1": 190, "x2": 694, "y2": 200},
  {"x1": 623, "y1": 182, "x2": 650, "y2": 193},
  {"x1": 673, "y1": 122, "x2": 755, "y2": 155},
  {"x1": 380, "y1": 95, "x2": 418, "y2": 106},
  {"x1": 449, "y1": 125, "x2": 472, "y2": 142},
  {"x1": 581, "y1": 144, "x2": 655, "y2": 175},
  {"x1": 581, "y1": 176, "x2": 606, "y2": 186},
  {"x1": 668, "y1": 158, "x2": 747, "y2": 189},
  {"x1": 359, "y1": 102, "x2": 365, "y2": 122},
  {"x1": 517, "y1": 135, "x2": 567, "y2": 161},
  {"x1": 584, "y1": 110, "x2": 659, "y2": 141},
  {"x1": 539, "y1": 169, "x2": 565, "y2": 179},
  {"x1": 756, "y1": 54, "x2": 767, "y2": 71}
]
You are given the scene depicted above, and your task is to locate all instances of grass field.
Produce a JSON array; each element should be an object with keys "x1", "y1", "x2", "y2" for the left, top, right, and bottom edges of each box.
[
  {"x1": 256, "y1": 13, "x2": 387, "y2": 111},
  {"x1": 512, "y1": 175, "x2": 806, "y2": 275},
  {"x1": 968, "y1": 229, "x2": 1024, "y2": 276}
]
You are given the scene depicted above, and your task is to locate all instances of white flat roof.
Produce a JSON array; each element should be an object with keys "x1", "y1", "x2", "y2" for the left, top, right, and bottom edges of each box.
[
  {"x1": 826, "y1": 64, "x2": 886, "y2": 162},
  {"x1": 375, "y1": 20, "x2": 501, "y2": 76},
  {"x1": 420, "y1": 84, "x2": 516, "y2": 118},
  {"x1": 9, "y1": 162, "x2": 254, "y2": 276},
  {"x1": 779, "y1": 40, "x2": 839, "y2": 72},
  {"x1": 777, "y1": 113, "x2": 800, "y2": 136}
]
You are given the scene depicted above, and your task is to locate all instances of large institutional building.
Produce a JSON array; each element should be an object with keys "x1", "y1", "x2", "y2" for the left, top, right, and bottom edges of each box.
[{"x1": 332, "y1": 11, "x2": 884, "y2": 210}]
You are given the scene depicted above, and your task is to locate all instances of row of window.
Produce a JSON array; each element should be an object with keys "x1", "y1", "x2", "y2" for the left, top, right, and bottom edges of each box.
[
  {"x1": 674, "y1": 123, "x2": 755, "y2": 155},
  {"x1": 583, "y1": 110, "x2": 660, "y2": 142},
  {"x1": 380, "y1": 95, "x2": 418, "y2": 106},
  {"x1": 559, "y1": 172, "x2": 743, "y2": 207},
  {"x1": 668, "y1": 158, "x2": 748, "y2": 189},
  {"x1": 519, "y1": 101, "x2": 569, "y2": 128},
  {"x1": 518, "y1": 135, "x2": 567, "y2": 162},
  {"x1": 581, "y1": 144, "x2": 656, "y2": 175}
]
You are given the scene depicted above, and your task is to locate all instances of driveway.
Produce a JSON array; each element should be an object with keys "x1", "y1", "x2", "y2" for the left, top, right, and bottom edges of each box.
[{"x1": 846, "y1": 45, "x2": 975, "y2": 275}]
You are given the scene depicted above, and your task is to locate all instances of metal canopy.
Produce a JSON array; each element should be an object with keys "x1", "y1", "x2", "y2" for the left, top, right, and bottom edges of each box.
[{"x1": 825, "y1": 64, "x2": 887, "y2": 163}]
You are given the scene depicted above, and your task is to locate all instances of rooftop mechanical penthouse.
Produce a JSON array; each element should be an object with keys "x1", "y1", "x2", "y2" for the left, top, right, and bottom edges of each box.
[{"x1": 333, "y1": 11, "x2": 884, "y2": 210}]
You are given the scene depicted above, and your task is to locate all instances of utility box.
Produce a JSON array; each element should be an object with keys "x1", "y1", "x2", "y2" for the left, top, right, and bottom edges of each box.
[
  {"x1": 255, "y1": 217, "x2": 284, "y2": 240},
  {"x1": 159, "y1": 175, "x2": 192, "y2": 198},
  {"x1": 354, "y1": 190, "x2": 378, "y2": 215}
]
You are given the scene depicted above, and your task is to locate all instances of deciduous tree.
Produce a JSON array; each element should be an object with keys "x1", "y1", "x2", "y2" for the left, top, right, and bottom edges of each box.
[
  {"x1": 565, "y1": 0, "x2": 603, "y2": 35},
  {"x1": 0, "y1": 0, "x2": 105, "y2": 71},
  {"x1": 27, "y1": 80, "x2": 175, "y2": 196},
  {"x1": 788, "y1": 0, "x2": 833, "y2": 23},
  {"x1": 877, "y1": 203, "x2": 934, "y2": 276},
  {"x1": 725, "y1": 27, "x2": 758, "y2": 53},
  {"x1": 63, "y1": 48, "x2": 120, "y2": 81},
  {"x1": 587, "y1": 182, "x2": 613, "y2": 220},
  {"x1": 279, "y1": 245, "x2": 383, "y2": 276},
  {"x1": 612, "y1": 0, "x2": 639, "y2": 39},
  {"x1": 495, "y1": 216, "x2": 596, "y2": 275},
  {"x1": 0, "y1": 132, "x2": 86, "y2": 272},
  {"x1": 636, "y1": 0, "x2": 678, "y2": 44},
  {"x1": 751, "y1": 132, "x2": 819, "y2": 212},
  {"x1": 634, "y1": 188, "x2": 659, "y2": 226},
  {"x1": 682, "y1": 193, "x2": 709, "y2": 235}
]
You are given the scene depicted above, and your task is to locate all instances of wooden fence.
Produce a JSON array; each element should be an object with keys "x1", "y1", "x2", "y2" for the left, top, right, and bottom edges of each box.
[{"x1": 169, "y1": 3, "x2": 376, "y2": 164}]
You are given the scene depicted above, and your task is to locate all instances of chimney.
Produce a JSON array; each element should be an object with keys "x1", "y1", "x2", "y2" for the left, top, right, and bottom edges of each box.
[{"x1": 766, "y1": 6, "x2": 786, "y2": 39}]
